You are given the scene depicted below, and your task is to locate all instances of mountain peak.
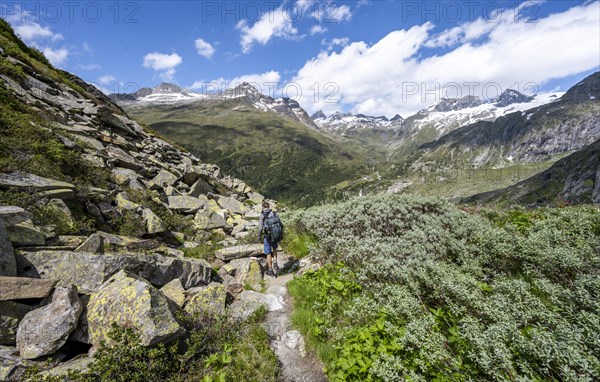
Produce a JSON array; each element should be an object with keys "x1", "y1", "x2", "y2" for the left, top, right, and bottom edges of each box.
[
  {"x1": 433, "y1": 95, "x2": 482, "y2": 112},
  {"x1": 493, "y1": 89, "x2": 534, "y2": 107},
  {"x1": 311, "y1": 110, "x2": 327, "y2": 120}
]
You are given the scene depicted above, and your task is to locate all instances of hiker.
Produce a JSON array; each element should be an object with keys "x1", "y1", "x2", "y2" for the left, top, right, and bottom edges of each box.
[{"x1": 258, "y1": 202, "x2": 284, "y2": 277}]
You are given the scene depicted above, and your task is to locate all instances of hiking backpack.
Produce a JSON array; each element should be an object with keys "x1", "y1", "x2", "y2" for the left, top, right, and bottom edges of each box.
[{"x1": 263, "y1": 212, "x2": 283, "y2": 243}]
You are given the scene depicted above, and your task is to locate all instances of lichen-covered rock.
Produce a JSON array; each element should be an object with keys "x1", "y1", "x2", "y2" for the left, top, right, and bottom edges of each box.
[
  {"x1": 6, "y1": 222, "x2": 45, "y2": 246},
  {"x1": 151, "y1": 169, "x2": 179, "y2": 188},
  {"x1": 246, "y1": 192, "x2": 265, "y2": 205},
  {"x1": 142, "y1": 208, "x2": 166, "y2": 235},
  {"x1": 16, "y1": 251, "x2": 212, "y2": 293},
  {"x1": 115, "y1": 192, "x2": 140, "y2": 211},
  {"x1": 87, "y1": 270, "x2": 184, "y2": 346},
  {"x1": 16, "y1": 285, "x2": 83, "y2": 359},
  {"x1": 228, "y1": 299, "x2": 264, "y2": 320},
  {"x1": 237, "y1": 259, "x2": 264, "y2": 290},
  {"x1": 0, "y1": 172, "x2": 75, "y2": 191},
  {"x1": 0, "y1": 301, "x2": 32, "y2": 345},
  {"x1": 167, "y1": 195, "x2": 206, "y2": 214},
  {"x1": 0, "y1": 207, "x2": 31, "y2": 227},
  {"x1": 184, "y1": 283, "x2": 227, "y2": 316},
  {"x1": 0, "y1": 220, "x2": 16, "y2": 276},
  {"x1": 217, "y1": 196, "x2": 246, "y2": 215},
  {"x1": 110, "y1": 167, "x2": 140, "y2": 186},
  {"x1": 47, "y1": 199, "x2": 75, "y2": 229},
  {"x1": 160, "y1": 279, "x2": 186, "y2": 308},
  {"x1": 194, "y1": 209, "x2": 227, "y2": 230}
]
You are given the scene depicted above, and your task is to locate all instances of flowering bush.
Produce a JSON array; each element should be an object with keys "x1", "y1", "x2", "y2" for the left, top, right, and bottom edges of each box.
[{"x1": 287, "y1": 195, "x2": 600, "y2": 381}]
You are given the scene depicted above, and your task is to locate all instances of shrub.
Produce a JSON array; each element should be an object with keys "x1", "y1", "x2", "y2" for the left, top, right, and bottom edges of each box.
[{"x1": 287, "y1": 194, "x2": 600, "y2": 381}]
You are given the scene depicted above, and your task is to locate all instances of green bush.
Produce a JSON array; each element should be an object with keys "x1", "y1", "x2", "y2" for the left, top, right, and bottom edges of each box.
[{"x1": 287, "y1": 194, "x2": 600, "y2": 381}]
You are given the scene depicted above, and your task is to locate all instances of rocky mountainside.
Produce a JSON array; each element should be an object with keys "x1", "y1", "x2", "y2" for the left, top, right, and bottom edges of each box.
[
  {"x1": 0, "y1": 18, "x2": 295, "y2": 380},
  {"x1": 407, "y1": 72, "x2": 600, "y2": 171},
  {"x1": 312, "y1": 111, "x2": 403, "y2": 139},
  {"x1": 464, "y1": 138, "x2": 600, "y2": 206},
  {"x1": 111, "y1": 82, "x2": 316, "y2": 128}
]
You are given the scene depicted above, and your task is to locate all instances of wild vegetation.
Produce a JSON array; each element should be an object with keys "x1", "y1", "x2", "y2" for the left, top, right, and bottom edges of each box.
[{"x1": 286, "y1": 194, "x2": 600, "y2": 381}]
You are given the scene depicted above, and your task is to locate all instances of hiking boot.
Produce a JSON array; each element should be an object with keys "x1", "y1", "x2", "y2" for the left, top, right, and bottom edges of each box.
[
  {"x1": 273, "y1": 261, "x2": 279, "y2": 271},
  {"x1": 265, "y1": 269, "x2": 275, "y2": 277}
]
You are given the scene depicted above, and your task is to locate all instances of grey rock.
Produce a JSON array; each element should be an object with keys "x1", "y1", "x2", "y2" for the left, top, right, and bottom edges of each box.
[
  {"x1": 167, "y1": 195, "x2": 207, "y2": 214},
  {"x1": 6, "y1": 222, "x2": 45, "y2": 246},
  {"x1": 17, "y1": 250, "x2": 212, "y2": 293},
  {"x1": 214, "y1": 243, "x2": 263, "y2": 261},
  {"x1": 110, "y1": 167, "x2": 140, "y2": 186},
  {"x1": 74, "y1": 233, "x2": 104, "y2": 254},
  {"x1": 47, "y1": 199, "x2": 74, "y2": 228},
  {"x1": 17, "y1": 285, "x2": 83, "y2": 359},
  {"x1": 194, "y1": 209, "x2": 227, "y2": 230},
  {"x1": 72, "y1": 134, "x2": 105, "y2": 151},
  {"x1": 142, "y1": 208, "x2": 166, "y2": 235},
  {"x1": 0, "y1": 220, "x2": 16, "y2": 276},
  {"x1": 0, "y1": 277, "x2": 58, "y2": 300},
  {"x1": 228, "y1": 299, "x2": 264, "y2": 320},
  {"x1": 160, "y1": 279, "x2": 186, "y2": 308},
  {"x1": 247, "y1": 192, "x2": 265, "y2": 205},
  {"x1": 0, "y1": 301, "x2": 33, "y2": 345},
  {"x1": 282, "y1": 330, "x2": 307, "y2": 357},
  {"x1": 151, "y1": 169, "x2": 179, "y2": 188},
  {"x1": 87, "y1": 270, "x2": 184, "y2": 346},
  {"x1": 37, "y1": 189, "x2": 74, "y2": 200},
  {"x1": 217, "y1": 196, "x2": 247, "y2": 215},
  {"x1": 188, "y1": 178, "x2": 214, "y2": 197},
  {"x1": 106, "y1": 145, "x2": 142, "y2": 171},
  {"x1": 184, "y1": 283, "x2": 227, "y2": 316},
  {"x1": 40, "y1": 355, "x2": 93, "y2": 378},
  {"x1": 0, "y1": 207, "x2": 32, "y2": 227},
  {"x1": 98, "y1": 110, "x2": 136, "y2": 136},
  {"x1": 238, "y1": 290, "x2": 284, "y2": 312},
  {"x1": 0, "y1": 172, "x2": 75, "y2": 191},
  {"x1": 69, "y1": 295, "x2": 90, "y2": 344}
]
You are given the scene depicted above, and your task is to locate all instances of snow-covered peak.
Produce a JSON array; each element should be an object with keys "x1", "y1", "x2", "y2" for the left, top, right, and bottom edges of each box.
[
  {"x1": 313, "y1": 111, "x2": 403, "y2": 134},
  {"x1": 110, "y1": 83, "x2": 206, "y2": 104}
]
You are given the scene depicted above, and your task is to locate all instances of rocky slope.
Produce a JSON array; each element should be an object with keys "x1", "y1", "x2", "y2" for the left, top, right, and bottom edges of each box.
[
  {"x1": 0, "y1": 18, "x2": 293, "y2": 380},
  {"x1": 464, "y1": 138, "x2": 600, "y2": 206}
]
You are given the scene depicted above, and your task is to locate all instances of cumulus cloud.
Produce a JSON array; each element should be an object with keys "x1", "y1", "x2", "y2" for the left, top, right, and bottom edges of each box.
[
  {"x1": 321, "y1": 37, "x2": 349, "y2": 50},
  {"x1": 195, "y1": 38, "x2": 215, "y2": 58},
  {"x1": 143, "y1": 52, "x2": 182, "y2": 82},
  {"x1": 310, "y1": 25, "x2": 328, "y2": 35},
  {"x1": 237, "y1": 6, "x2": 298, "y2": 53},
  {"x1": 190, "y1": 70, "x2": 282, "y2": 95},
  {"x1": 313, "y1": 2, "x2": 352, "y2": 22},
  {"x1": 42, "y1": 47, "x2": 69, "y2": 65},
  {"x1": 15, "y1": 23, "x2": 63, "y2": 41},
  {"x1": 292, "y1": 1, "x2": 600, "y2": 117}
]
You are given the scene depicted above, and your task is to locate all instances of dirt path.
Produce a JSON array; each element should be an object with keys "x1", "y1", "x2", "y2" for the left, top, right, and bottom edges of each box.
[{"x1": 262, "y1": 260, "x2": 328, "y2": 382}]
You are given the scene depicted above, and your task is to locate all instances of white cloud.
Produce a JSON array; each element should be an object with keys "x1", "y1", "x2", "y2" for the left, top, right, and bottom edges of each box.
[
  {"x1": 237, "y1": 6, "x2": 298, "y2": 53},
  {"x1": 190, "y1": 70, "x2": 281, "y2": 94},
  {"x1": 78, "y1": 63, "x2": 101, "y2": 70},
  {"x1": 321, "y1": 37, "x2": 349, "y2": 50},
  {"x1": 292, "y1": 1, "x2": 600, "y2": 117},
  {"x1": 195, "y1": 38, "x2": 215, "y2": 58},
  {"x1": 313, "y1": 2, "x2": 352, "y2": 23},
  {"x1": 143, "y1": 52, "x2": 182, "y2": 70},
  {"x1": 143, "y1": 52, "x2": 182, "y2": 82},
  {"x1": 310, "y1": 25, "x2": 328, "y2": 35},
  {"x1": 97, "y1": 75, "x2": 116, "y2": 85},
  {"x1": 42, "y1": 47, "x2": 69, "y2": 65}
]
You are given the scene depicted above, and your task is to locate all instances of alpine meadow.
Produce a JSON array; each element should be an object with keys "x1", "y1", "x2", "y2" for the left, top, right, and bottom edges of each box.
[{"x1": 0, "y1": 1, "x2": 599, "y2": 382}]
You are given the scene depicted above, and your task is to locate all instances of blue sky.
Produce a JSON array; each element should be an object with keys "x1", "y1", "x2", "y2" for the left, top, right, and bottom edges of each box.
[{"x1": 2, "y1": 0, "x2": 599, "y2": 117}]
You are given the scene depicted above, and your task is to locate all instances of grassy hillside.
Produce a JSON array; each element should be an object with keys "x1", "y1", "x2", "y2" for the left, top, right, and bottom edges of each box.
[
  {"x1": 465, "y1": 139, "x2": 600, "y2": 206},
  {"x1": 285, "y1": 194, "x2": 600, "y2": 381},
  {"x1": 126, "y1": 100, "x2": 379, "y2": 206}
]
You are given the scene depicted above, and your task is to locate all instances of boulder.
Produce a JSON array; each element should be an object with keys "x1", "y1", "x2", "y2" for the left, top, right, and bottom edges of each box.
[
  {"x1": 0, "y1": 301, "x2": 32, "y2": 345},
  {"x1": 247, "y1": 192, "x2": 264, "y2": 205},
  {"x1": 235, "y1": 258, "x2": 264, "y2": 290},
  {"x1": 142, "y1": 208, "x2": 166, "y2": 235},
  {"x1": 167, "y1": 195, "x2": 206, "y2": 214},
  {"x1": 47, "y1": 199, "x2": 75, "y2": 229},
  {"x1": 0, "y1": 207, "x2": 32, "y2": 227},
  {"x1": 1, "y1": 220, "x2": 16, "y2": 276},
  {"x1": 115, "y1": 192, "x2": 140, "y2": 211},
  {"x1": 184, "y1": 283, "x2": 227, "y2": 316},
  {"x1": 16, "y1": 285, "x2": 83, "y2": 359},
  {"x1": 110, "y1": 167, "x2": 140, "y2": 186},
  {"x1": 188, "y1": 178, "x2": 214, "y2": 197},
  {"x1": 0, "y1": 277, "x2": 58, "y2": 300},
  {"x1": 217, "y1": 196, "x2": 247, "y2": 215},
  {"x1": 0, "y1": 172, "x2": 75, "y2": 191},
  {"x1": 98, "y1": 111, "x2": 137, "y2": 136},
  {"x1": 6, "y1": 222, "x2": 45, "y2": 246},
  {"x1": 151, "y1": 169, "x2": 179, "y2": 188},
  {"x1": 87, "y1": 270, "x2": 184, "y2": 346},
  {"x1": 106, "y1": 145, "x2": 141, "y2": 171},
  {"x1": 214, "y1": 243, "x2": 263, "y2": 261},
  {"x1": 160, "y1": 279, "x2": 186, "y2": 308},
  {"x1": 17, "y1": 250, "x2": 212, "y2": 293},
  {"x1": 194, "y1": 209, "x2": 227, "y2": 230},
  {"x1": 74, "y1": 233, "x2": 104, "y2": 254}
]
